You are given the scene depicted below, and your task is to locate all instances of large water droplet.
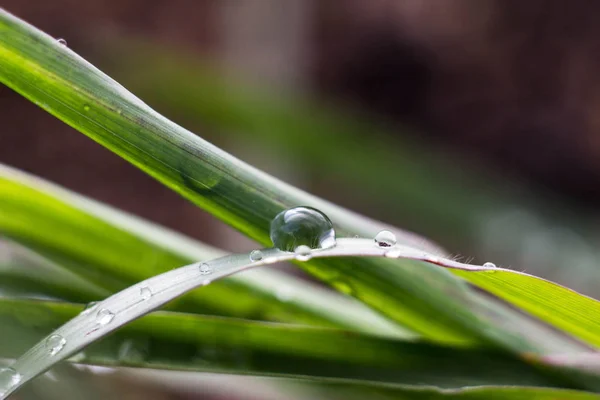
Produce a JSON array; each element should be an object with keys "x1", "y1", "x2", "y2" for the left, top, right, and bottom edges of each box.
[
  {"x1": 199, "y1": 263, "x2": 212, "y2": 275},
  {"x1": 294, "y1": 245, "x2": 312, "y2": 261},
  {"x1": 483, "y1": 262, "x2": 497, "y2": 268},
  {"x1": 249, "y1": 250, "x2": 263, "y2": 262},
  {"x1": 46, "y1": 334, "x2": 67, "y2": 356},
  {"x1": 0, "y1": 367, "x2": 21, "y2": 394},
  {"x1": 56, "y1": 38, "x2": 67, "y2": 46},
  {"x1": 139, "y1": 286, "x2": 152, "y2": 300},
  {"x1": 270, "y1": 206, "x2": 336, "y2": 252},
  {"x1": 96, "y1": 308, "x2": 115, "y2": 326},
  {"x1": 374, "y1": 230, "x2": 397, "y2": 248}
]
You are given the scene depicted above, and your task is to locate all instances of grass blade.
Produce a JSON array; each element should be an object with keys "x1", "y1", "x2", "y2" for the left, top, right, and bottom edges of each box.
[
  {"x1": 2, "y1": 241, "x2": 599, "y2": 397},
  {"x1": 0, "y1": 8, "x2": 569, "y2": 353},
  {"x1": 0, "y1": 163, "x2": 403, "y2": 334},
  {"x1": 0, "y1": 299, "x2": 572, "y2": 390}
]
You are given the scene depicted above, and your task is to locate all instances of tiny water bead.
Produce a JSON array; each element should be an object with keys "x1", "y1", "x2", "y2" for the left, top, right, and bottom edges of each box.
[
  {"x1": 270, "y1": 206, "x2": 336, "y2": 252},
  {"x1": 140, "y1": 286, "x2": 152, "y2": 300},
  {"x1": 249, "y1": 250, "x2": 263, "y2": 262},
  {"x1": 0, "y1": 367, "x2": 21, "y2": 393},
  {"x1": 56, "y1": 38, "x2": 67, "y2": 46},
  {"x1": 483, "y1": 262, "x2": 497, "y2": 268},
  {"x1": 199, "y1": 263, "x2": 213, "y2": 275},
  {"x1": 81, "y1": 301, "x2": 98, "y2": 315},
  {"x1": 374, "y1": 230, "x2": 397, "y2": 248},
  {"x1": 96, "y1": 308, "x2": 115, "y2": 326},
  {"x1": 46, "y1": 334, "x2": 67, "y2": 356},
  {"x1": 294, "y1": 245, "x2": 312, "y2": 261}
]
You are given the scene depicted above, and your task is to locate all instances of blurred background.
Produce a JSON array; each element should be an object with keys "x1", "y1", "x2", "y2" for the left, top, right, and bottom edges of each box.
[{"x1": 2, "y1": 0, "x2": 600, "y2": 397}]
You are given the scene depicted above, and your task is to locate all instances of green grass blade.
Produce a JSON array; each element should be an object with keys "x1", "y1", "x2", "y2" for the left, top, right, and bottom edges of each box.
[
  {"x1": 0, "y1": 9, "x2": 587, "y2": 355},
  {"x1": 4, "y1": 242, "x2": 599, "y2": 396},
  {"x1": 0, "y1": 163, "x2": 403, "y2": 335},
  {"x1": 0, "y1": 298, "x2": 584, "y2": 390}
]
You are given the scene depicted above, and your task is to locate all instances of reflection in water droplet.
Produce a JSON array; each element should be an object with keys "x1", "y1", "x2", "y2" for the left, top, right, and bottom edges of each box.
[
  {"x1": 199, "y1": 263, "x2": 212, "y2": 275},
  {"x1": 81, "y1": 301, "x2": 99, "y2": 315},
  {"x1": 249, "y1": 250, "x2": 263, "y2": 262},
  {"x1": 46, "y1": 334, "x2": 67, "y2": 356},
  {"x1": 374, "y1": 230, "x2": 397, "y2": 248},
  {"x1": 56, "y1": 38, "x2": 67, "y2": 46},
  {"x1": 0, "y1": 367, "x2": 21, "y2": 395},
  {"x1": 140, "y1": 286, "x2": 152, "y2": 300},
  {"x1": 270, "y1": 206, "x2": 336, "y2": 252},
  {"x1": 294, "y1": 245, "x2": 312, "y2": 261},
  {"x1": 97, "y1": 308, "x2": 115, "y2": 326},
  {"x1": 483, "y1": 262, "x2": 497, "y2": 268}
]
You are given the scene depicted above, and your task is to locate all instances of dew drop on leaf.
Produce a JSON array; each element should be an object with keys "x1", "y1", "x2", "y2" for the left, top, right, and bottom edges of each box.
[
  {"x1": 96, "y1": 308, "x2": 115, "y2": 326},
  {"x1": 0, "y1": 367, "x2": 21, "y2": 394},
  {"x1": 46, "y1": 334, "x2": 67, "y2": 356},
  {"x1": 140, "y1": 286, "x2": 152, "y2": 300},
  {"x1": 80, "y1": 301, "x2": 98, "y2": 315},
  {"x1": 270, "y1": 206, "x2": 336, "y2": 252},
  {"x1": 199, "y1": 263, "x2": 213, "y2": 275},
  {"x1": 374, "y1": 230, "x2": 397, "y2": 248},
  {"x1": 56, "y1": 38, "x2": 67, "y2": 46},
  {"x1": 483, "y1": 262, "x2": 497, "y2": 268},
  {"x1": 294, "y1": 245, "x2": 312, "y2": 261},
  {"x1": 249, "y1": 250, "x2": 263, "y2": 262}
]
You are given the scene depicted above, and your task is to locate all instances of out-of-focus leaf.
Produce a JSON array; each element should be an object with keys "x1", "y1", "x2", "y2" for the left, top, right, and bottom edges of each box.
[
  {"x1": 0, "y1": 163, "x2": 404, "y2": 335},
  {"x1": 0, "y1": 298, "x2": 583, "y2": 389}
]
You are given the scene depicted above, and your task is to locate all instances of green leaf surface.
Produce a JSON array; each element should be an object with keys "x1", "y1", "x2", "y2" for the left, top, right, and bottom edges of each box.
[
  {"x1": 0, "y1": 298, "x2": 581, "y2": 390},
  {"x1": 0, "y1": 9, "x2": 589, "y2": 356},
  {"x1": 0, "y1": 163, "x2": 403, "y2": 335}
]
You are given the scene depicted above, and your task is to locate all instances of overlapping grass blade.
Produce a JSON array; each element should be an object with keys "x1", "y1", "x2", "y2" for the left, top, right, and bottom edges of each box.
[
  {"x1": 0, "y1": 9, "x2": 580, "y2": 354},
  {"x1": 0, "y1": 163, "x2": 403, "y2": 334},
  {"x1": 0, "y1": 298, "x2": 583, "y2": 390}
]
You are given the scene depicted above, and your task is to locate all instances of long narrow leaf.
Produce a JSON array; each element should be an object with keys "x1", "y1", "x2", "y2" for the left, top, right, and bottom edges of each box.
[{"x1": 0, "y1": 9, "x2": 575, "y2": 354}]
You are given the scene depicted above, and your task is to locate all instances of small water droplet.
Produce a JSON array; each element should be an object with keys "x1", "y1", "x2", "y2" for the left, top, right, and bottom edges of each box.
[
  {"x1": 81, "y1": 301, "x2": 98, "y2": 315},
  {"x1": 374, "y1": 230, "x2": 397, "y2": 248},
  {"x1": 56, "y1": 38, "x2": 67, "y2": 46},
  {"x1": 483, "y1": 262, "x2": 497, "y2": 268},
  {"x1": 384, "y1": 249, "x2": 402, "y2": 258},
  {"x1": 270, "y1": 206, "x2": 336, "y2": 252},
  {"x1": 199, "y1": 263, "x2": 212, "y2": 275},
  {"x1": 83, "y1": 104, "x2": 90, "y2": 112},
  {"x1": 96, "y1": 308, "x2": 115, "y2": 326},
  {"x1": 294, "y1": 245, "x2": 312, "y2": 261},
  {"x1": 0, "y1": 367, "x2": 21, "y2": 394},
  {"x1": 249, "y1": 250, "x2": 263, "y2": 262},
  {"x1": 46, "y1": 334, "x2": 67, "y2": 356},
  {"x1": 139, "y1": 286, "x2": 152, "y2": 300}
]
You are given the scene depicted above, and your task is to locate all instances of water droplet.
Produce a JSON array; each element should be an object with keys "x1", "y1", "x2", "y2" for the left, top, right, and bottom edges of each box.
[
  {"x1": 294, "y1": 245, "x2": 312, "y2": 261},
  {"x1": 374, "y1": 230, "x2": 397, "y2": 248},
  {"x1": 56, "y1": 38, "x2": 67, "y2": 46},
  {"x1": 0, "y1": 367, "x2": 21, "y2": 393},
  {"x1": 139, "y1": 286, "x2": 152, "y2": 300},
  {"x1": 83, "y1": 104, "x2": 90, "y2": 112},
  {"x1": 96, "y1": 308, "x2": 115, "y2": 326},
  {"x1": 199, "y1": 263, "x2": 212, "y2": 275},
  {"x1": 46, "y1": 334, "x2": 67, "y2": 356},
  {"x1": 384, "y1": 249, "x2": 402, "y2": 258},
  {"x1": 270, "y1": 206, "x2": 336, "y2": 252},
  {"x1": 249, "y1": 250, "x2": 263, "y2": 262},
  {"x1": 483, "y1": 262, "x2": 497, "y2": 268},
  {"x1": 81, "y1": 301, "x2": 98, "y2": 315}
]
